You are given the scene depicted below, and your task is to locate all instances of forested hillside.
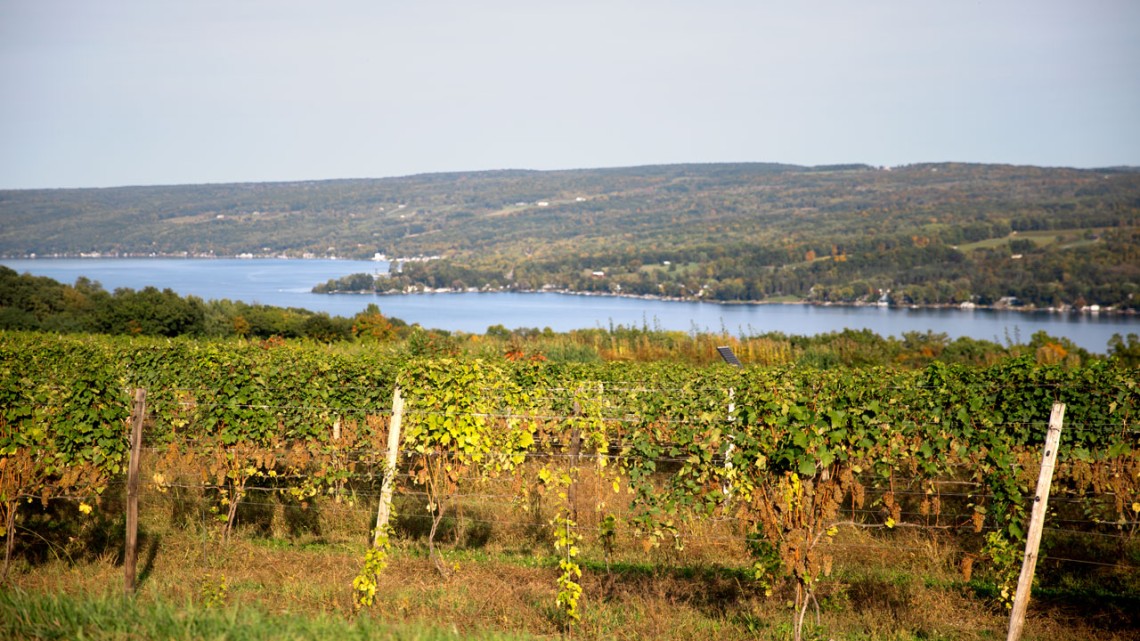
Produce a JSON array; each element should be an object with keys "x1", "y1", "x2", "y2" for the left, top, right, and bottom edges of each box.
[{"x1": 3, "y1": 162, "x2": 1138, "y2": 308}]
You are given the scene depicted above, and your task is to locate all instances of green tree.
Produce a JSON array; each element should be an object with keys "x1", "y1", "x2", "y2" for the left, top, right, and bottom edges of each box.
[
  {"x1": 301, "y1": 313, "x2": 353, "y2": 342},
  {"x1": 1108, "y1": 333, "x2": 1140, "y2": 368},
  {"x1": 95, "y1": 287, "x2": 206, "y2": 336}
]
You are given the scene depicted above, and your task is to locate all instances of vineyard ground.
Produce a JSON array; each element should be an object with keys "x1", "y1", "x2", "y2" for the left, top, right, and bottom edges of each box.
[{"x1": 3, "y1": 467, "x2": 1137, "y2": 641}]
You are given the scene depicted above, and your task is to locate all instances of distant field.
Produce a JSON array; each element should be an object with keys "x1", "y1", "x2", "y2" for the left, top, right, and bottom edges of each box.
[{"x1": 954, "y1": 227, "x2": 1121, "y2": 253}]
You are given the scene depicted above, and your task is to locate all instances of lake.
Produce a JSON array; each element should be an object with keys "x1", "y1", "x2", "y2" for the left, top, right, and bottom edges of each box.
[{"x1": 3, "y1": 258, "x2": 1137, "y2": 353}]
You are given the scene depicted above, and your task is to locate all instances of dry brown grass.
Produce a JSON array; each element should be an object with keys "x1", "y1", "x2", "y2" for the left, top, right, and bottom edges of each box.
[{"x1": 3, "y1": 465, "x2": 1137, "y2": 641}]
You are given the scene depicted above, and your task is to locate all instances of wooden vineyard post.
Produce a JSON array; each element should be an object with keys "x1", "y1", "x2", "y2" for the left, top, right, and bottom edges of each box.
[
  {"x1": 374, "y1": 386, "x2": 404, "y2": 547},
  {"x1": 124, "y1": 387, "x2": 147, "y2": 594},
  {"x1": 568, "y1": 396, "x2": 583, "y2": 522},
  {"x1": 1007, "y1": 402, "x2": 1065, "y2": 641},
  {"x1": 568, "y1": 426, "x2": 582, "y2": 521}
]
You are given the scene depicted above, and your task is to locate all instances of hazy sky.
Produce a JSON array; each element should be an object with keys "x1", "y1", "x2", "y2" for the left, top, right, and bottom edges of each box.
[{"x1": 2, "y1": 0, "x2": 1138, "y2": 189}]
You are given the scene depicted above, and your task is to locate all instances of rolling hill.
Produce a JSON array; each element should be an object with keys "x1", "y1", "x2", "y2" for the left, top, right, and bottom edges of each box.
[{"x1": 2, "y1": 162, "x2": 1138, "y2": 308}]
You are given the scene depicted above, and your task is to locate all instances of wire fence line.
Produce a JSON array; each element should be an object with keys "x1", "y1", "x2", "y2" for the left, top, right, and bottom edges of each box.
[
  {"x1": 85, "y1": 428, "x2": 1140, "y2": 522},
  {"x1": 25, "y1": 468, "x2": 1139, "y2": 543},
  {"x1": 32, "y1": 477, "x2": 1137, "y2": 513},
  {"x1": 24, "y1": 489, "x2": 1137, "y2": 575}
]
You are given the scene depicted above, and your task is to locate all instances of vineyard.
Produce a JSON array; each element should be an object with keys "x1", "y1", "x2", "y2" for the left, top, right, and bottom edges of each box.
[{"x1": 1, "y1": 331, "x2": 1139, "y2": 640}]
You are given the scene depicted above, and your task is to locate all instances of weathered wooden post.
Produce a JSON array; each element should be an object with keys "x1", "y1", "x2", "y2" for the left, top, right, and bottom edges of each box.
[
  {"x1": 373, "y1": 386, "x2": 404, "y2": 546},
  {"x1": 125, "y1": 387, "x2": 146, "y2": 594},
  {"x1": 568, "y1": 395, "x2": 583, "y2": 522},
  {"x1": 1006, "y1": 402, "x2": 1065, "y2": 641}
]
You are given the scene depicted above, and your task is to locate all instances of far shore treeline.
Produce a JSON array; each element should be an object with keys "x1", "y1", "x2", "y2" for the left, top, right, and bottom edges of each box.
[{"x1": 3, "y1": 265, "x2": 1138, "y2": 368}]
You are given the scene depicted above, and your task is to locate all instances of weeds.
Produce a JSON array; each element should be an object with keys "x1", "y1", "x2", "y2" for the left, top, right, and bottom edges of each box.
[{"x1": 3, "y1": 459, "x2": 1137, "y2": 641}]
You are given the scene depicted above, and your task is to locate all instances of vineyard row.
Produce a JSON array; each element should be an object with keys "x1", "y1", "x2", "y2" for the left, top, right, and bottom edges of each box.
[{"x1": 2, "y1": 331, "x2": 1138, "y2": 637}]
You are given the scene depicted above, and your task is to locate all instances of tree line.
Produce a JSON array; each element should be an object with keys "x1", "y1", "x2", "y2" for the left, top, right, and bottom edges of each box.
[
  {"x1": 0, "y1": 266, "x2": 404, "y2": 342},
  {"x1": 4, "y1": 265, "x2": 1139, "y2": 368}
]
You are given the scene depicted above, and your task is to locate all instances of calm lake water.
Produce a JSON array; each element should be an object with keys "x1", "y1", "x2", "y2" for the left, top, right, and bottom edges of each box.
[{"x1": 3, "y1": 258, "x2": 1137, "y2": 353}]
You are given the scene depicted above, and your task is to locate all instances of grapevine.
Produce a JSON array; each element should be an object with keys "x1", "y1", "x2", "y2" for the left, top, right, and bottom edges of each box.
[
  {"x1": 554, "y1": 515, "x2": 583, "y2": 624},
  {"x1": 352, "y1": 526, "x2": 391, "y2": 612},
  {"x1": 1, "y1": 330, "x2": 1137, "y2": 635}
]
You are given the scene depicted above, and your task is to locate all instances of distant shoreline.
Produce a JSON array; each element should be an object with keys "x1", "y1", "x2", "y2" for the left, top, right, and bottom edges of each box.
[
  {"x1": 319, "y1": 286, "x2": 1140, "y2": 318},
  {"x1": 6, "y1": 254, "x2": 1137, "y2": 319}
]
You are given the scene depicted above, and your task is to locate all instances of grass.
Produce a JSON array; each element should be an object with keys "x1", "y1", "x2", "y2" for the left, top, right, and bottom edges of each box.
[
  {"x1": 954, "y1": 227, "x2": 1124, "y2": 253},
  {"x1": 0, "y1": 589, "x2": 541, "y2": 641},
  {"x1": 2, "y1": 472, "x2": 1137, "y2": 641}
]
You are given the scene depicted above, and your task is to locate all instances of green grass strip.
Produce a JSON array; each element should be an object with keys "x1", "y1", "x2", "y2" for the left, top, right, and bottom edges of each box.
[{"x1": 0, "y1": 590, "x2": 539, "y2": 641}]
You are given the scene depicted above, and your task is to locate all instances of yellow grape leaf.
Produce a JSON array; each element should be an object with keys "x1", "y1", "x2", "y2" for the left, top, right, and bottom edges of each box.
[{"x1": 885, "y1": 517, "x2": 896, "y2": 529}]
